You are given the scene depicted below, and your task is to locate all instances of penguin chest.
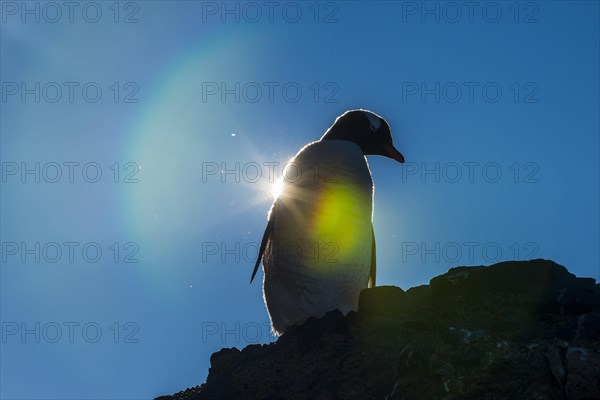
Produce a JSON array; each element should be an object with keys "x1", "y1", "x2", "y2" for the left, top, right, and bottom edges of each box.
[
  {"x1": 262, "y1": 142, "x2": 374, "y2": 328},
  {"x1": 275, "y1": 182, "x2": 373, "y2": 271},
  {"x1": 267, "y1": 154, "x2": 373, "y2": 280}
]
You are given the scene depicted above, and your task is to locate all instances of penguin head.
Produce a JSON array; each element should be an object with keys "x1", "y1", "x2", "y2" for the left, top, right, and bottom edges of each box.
[{"x1": 320, "y1": 109, "x2": 405, "y2": 163}]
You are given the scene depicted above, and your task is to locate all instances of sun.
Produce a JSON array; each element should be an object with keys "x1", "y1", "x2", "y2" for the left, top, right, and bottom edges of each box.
[{"x1": 272, "y1": 177, "x2": 284, "y2": 199}]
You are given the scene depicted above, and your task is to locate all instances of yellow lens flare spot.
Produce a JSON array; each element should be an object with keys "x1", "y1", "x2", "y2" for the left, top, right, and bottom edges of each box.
[{"x1": 310, "y1": 185, "x2": 363, "y2": 264}]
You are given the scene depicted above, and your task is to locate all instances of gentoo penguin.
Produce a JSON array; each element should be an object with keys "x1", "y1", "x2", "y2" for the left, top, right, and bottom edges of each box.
[{"x1": 251, "y1": 109, "x2": 405, "y2": 335}]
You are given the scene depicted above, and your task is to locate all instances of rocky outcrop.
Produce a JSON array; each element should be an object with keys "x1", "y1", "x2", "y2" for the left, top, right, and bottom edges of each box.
[{"x1": 157, "y1": 259, "x2": 600, "y2": 400}]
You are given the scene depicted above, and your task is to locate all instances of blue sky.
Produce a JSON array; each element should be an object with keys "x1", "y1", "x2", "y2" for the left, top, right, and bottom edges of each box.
[{"x1": 1, "y1": 1, "x2": 598, "y2": 399}]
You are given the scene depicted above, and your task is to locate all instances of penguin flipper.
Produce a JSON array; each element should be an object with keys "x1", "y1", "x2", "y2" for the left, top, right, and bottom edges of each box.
[
  {"x1": 368, "y1": 226, "x2": 376, "y2": 288},
  {"x1": 250, "y1": 204, "x2": 276, "y2": 284}
]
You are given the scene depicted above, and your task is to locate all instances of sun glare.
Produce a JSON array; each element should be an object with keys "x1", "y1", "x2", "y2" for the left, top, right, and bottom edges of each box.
[{"x1": 272, "y1": 177, "x2": 284, "y2": 199}]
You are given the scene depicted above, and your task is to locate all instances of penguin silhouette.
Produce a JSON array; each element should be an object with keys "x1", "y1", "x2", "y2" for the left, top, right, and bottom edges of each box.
[{"x1": 251, "y1": 110, "x2": 405, "y2": 335}]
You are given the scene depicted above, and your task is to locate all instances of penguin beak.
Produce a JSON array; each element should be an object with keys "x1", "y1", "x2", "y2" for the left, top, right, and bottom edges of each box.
[{"x1": 383, "y1": 144, "x2": 405, "y2": 163}]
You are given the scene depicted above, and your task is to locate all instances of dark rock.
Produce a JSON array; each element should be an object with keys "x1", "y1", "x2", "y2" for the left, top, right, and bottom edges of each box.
[
  {"x1": 157, "y1": 260, "x2": 600, "y2": 400},
  {"x1": 358, "y1": 285, "x2": 407, "y2": 315},
  {"x1": 206, "y1": 347, "x2": 240, "y2": 382},
  {"x1": 405, "y1": 284, "x2": 431, "y2": 303},
  {"x1": 429, "y1": 259, "x2": 600, "y2": 315}
]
